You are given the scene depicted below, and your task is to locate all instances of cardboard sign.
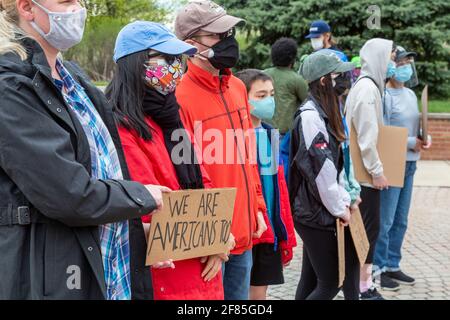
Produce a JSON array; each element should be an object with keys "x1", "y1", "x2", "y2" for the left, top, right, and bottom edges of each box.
[
  {"x1": 349, "y1": 208, "x2": 370, "y2": 267},
  {"x1": 350, "y1": 125, "x2": 408, "y2": 188},
  {"x1": 421, "y1": 85, "x2": 429, "y2": 144},
  {"x1": 146, "y1": 188, "x2": 236, "y2": 266},
  {"x1": 336, "y1": 220, "x2": 345, "y2": 288}
]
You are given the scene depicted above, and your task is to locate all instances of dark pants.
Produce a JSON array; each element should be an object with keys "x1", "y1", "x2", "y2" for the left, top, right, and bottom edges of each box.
[
  {"x1": 359, "y1": 186, "x2": 381, "y2": 264},
  {"x1": 295, "y1": 222, "x2": 360, "y2": 300}
]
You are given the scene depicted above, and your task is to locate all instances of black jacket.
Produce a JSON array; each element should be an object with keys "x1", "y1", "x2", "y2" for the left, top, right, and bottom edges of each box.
[
  {"x1": 0, "y1": 38, "x2": 156, "y2": 299},
  {"x1": 288, "y1": 97, "x2": 350, "y2": 231}
]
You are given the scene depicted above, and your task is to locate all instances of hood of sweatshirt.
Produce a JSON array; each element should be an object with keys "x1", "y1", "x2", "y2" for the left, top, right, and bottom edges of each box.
[{"x1": 359, "y1": 38, "x2": 393, "y2": 95}]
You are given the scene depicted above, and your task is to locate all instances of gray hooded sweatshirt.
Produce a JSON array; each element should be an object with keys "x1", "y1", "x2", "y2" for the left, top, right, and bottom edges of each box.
[{"x1": 345, "y1": 38, "x2": 393, "y2": 187}]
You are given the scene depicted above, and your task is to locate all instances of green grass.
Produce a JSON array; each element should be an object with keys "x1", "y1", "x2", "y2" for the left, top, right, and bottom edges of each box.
[
  {"x1": 93, "y1": 81, "x2": 109, "y2": 87},
  {"x1": 91, "y1": 79, "x2": 450, "y2": 113},
  {"x1": 421, "y1": 100, "x2": 450, "y2": 113}
]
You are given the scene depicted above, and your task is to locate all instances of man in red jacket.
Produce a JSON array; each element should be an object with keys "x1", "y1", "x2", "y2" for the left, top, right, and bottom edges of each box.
[{"x1": 175, "y1": 0, "x2": 268, "y2": 300}]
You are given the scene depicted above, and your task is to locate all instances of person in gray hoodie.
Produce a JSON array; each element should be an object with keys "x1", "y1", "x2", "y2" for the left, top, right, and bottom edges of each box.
[{"x1": 345, "y1": 38, "x2": 396, "y2": 300}]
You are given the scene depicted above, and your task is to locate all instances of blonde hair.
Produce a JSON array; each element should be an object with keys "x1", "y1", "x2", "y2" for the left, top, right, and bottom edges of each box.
[{"x1": 0, "y1": 0, "x2": 27, "y2": 60}]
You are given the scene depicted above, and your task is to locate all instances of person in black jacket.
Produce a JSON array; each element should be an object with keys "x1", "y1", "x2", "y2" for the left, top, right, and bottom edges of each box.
[
  {"x1": 289, "y1": 50, "x2": 360, "y2": 300},
  {"x1": 0, "y1": 0, "x2": 169, "y2": 300}
]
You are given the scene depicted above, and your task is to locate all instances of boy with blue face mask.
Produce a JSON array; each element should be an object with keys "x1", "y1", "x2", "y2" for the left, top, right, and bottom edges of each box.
[
  {"x1": 374, "y1": 46, "x2": 431, "y2": 291},
  {"x1": 235, "y1": 69, "x2": 297, "y2": 300}
]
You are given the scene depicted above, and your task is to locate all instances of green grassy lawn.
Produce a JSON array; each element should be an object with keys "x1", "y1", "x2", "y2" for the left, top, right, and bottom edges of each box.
[
  {"x1": 93, "y1": 78, "x2": 449, "y2": 113},
  {"x1": 426, "y1": 100, "x2": 450, "y2": 113},
  {"x1": 93, "y1": 81, "x2": 109, "y2": 87}
]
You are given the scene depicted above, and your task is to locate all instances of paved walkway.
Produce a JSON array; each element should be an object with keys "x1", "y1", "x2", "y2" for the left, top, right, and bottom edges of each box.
[{"x1": 268, "y1": 161, "x2": 450, "y2": 300}]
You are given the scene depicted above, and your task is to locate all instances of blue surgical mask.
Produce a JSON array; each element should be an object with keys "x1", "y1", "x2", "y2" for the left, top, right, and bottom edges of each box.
[
  {"x1": 249, "y1": 96, "x2": 276, "y2": 120},
  {"x1": 394, "y1": 64, "x2": 413, "y2": 83},
  {"x1": 386, "y1": 60, "x2": 396, "y2": 79}
]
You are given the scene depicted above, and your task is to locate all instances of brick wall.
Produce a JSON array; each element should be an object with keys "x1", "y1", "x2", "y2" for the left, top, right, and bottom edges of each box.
[{"x1": 421, "y1": 114, "x2": 450, "y2": 160}]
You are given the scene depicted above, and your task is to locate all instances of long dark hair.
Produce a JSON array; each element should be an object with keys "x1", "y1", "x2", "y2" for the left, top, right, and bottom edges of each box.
[
  {"x1": 309, "y1": 74, "x2": 346, "y2": 142},
  {"x1": 105, "y1": 50, "x2": 153, "y2": 141}
]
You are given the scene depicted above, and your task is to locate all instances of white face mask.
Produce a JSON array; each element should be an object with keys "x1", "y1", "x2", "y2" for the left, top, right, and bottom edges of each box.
[
  {"x1": 30, "y1": 0, "x2": 87, "y2": 52},
  {"x1": 311, "y1": 37, "x2": 324, "y2": 51}
]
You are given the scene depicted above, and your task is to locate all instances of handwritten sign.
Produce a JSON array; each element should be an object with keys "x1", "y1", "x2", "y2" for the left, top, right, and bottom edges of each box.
[
  {"x1": 349, "y1": 208, "x2": 370, "y2": 267},
  {"x1": 146, "y1": 188, "x2": 236, "y2": 266},
  {"x1": 337, "y1": 220, "x2": 345, "y2": 288}
]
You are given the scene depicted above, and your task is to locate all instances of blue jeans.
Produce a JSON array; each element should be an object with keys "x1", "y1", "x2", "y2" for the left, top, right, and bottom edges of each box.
[
  {"x1": 374, "y1": 161, "x2": 417, "y2": 274},
  {"x1": 222, "y1": 250, "x2": 253, "y2": 300}
]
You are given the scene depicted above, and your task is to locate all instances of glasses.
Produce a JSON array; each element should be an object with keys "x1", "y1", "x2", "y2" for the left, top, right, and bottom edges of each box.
[
  {"x1": 194, "y1": 27, "x2": 236, "y2": 40},
  {"x1": 147, "y1": 52, "x2": 182, "y2": 65}
]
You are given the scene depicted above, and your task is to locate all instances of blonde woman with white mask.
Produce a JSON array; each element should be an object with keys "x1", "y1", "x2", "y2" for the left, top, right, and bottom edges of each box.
[{"x1": 0, "y1": 0, "x2": 169, "y2": 300}]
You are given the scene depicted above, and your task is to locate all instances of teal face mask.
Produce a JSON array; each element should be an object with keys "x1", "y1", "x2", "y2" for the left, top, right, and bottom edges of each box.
[
  {"x1": 394, "y1": 64, "x2": 413, "y2": 83},
  {"x1": 249, "y1": 96, "x2": 276, "y2": 120},
  {"x1": 386, "y1": 60, "x2": 396, "y2": 79}
]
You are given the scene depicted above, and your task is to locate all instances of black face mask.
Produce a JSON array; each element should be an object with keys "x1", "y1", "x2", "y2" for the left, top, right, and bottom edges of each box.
[
  {"x1": 196, "y1": 36, "x2": 240, "y2": 70},
  {"x1": 334, "y1": 72, "x2": 352, "y2": 97}
]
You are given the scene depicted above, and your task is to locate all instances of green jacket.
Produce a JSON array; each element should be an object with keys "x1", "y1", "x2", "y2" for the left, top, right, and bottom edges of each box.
[{"x1": 264, "y1": 67, "x2": 308, "y2": 134}]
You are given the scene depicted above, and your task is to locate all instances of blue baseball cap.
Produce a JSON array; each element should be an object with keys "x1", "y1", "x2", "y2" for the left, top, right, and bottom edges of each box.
[
  {"x1": 113, "y1": 21, "x2": 198, "y2": 63},
  {"x1": 305, "y1": 20, "x2": 331, "y2": 39}
]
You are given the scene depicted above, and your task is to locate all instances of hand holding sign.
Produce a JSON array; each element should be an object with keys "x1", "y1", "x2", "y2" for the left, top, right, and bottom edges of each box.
[
  {"x1": 200, "y1": 233, "x2": 235, "y2": 282},
  {"x1": 422, "y1": 135, "x2": 432, "y2": 150},
  {"x1": 152, "y1": 259, "x2": 175, "y2": 269},
  {"x1": 340, "y1": 207, "x2": 352, "y2": 227},
  {"x1": 145, "y1": 184, "x2": 172, "y2": 211},
  {"x1": 351, "y1": 197, "x2": 362, "y2": 210}
]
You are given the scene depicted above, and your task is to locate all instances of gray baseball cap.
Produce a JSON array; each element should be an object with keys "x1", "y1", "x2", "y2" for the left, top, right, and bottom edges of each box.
[
  {"x1": 395, "y1": 45, "x2": 417, "y2": 62},
  {"x1": 300, "y1": 50, "x2": 355, "y2": 82},
  {"x1": 175, "y1": 0, "x2": 245, "y2": 40}
]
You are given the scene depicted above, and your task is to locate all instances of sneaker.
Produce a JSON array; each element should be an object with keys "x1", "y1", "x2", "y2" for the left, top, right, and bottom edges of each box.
[
  {"x1": 380, "y1": 273, "x2": 400, "y2": 291},
  {"x1": 360, "y1": 287, "x2": 385, "y2": 300},
  {"x1": 385, "y1": 270, "x2": 416, "y2": 285}
]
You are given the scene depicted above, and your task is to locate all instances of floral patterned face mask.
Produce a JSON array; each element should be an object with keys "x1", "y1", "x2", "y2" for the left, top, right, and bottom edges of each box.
[{"x1": 144, "y1": 56, "x2": 184, "y2": 95}]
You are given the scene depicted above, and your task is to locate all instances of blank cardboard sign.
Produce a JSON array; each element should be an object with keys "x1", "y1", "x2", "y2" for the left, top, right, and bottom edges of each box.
[
  {"x1": 146, "y1": 188, "x2": 236, "y2": 266},
  {"x1": 337, "y1": 220, "x2": 345, "y2": 288},
  {"x1": 350, "y1": 125, "x2": 408, "y2": 188},
  {"x1": 349, "y1": 208, "x2": 370, "y2": 267},
  {"x1": 421, "y1": 85, "x2": 429, "y2": 144}
]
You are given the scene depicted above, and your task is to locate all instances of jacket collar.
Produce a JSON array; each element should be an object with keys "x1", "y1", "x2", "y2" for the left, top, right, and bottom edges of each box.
[
  {"x1": 20, "y1": 37, "x2": 54, "y2": 80},
  {"x1": 185, "y1": 60, "x2": 231, "y2": 94},
  {"x1": 306, "y1": 95, "x2": 329, "y2": 120}
]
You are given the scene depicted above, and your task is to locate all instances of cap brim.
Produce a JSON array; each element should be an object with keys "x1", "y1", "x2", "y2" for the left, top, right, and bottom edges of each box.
[
  {"x1": 396, "y1": 51, "x2": 417, "y2": 61},
  {"x1": 151, "y1": 37, "x2": 198, "y2": 56},
  {"x1": 334, "y1": 62, "x2": 356, "y2": 73},
  {"x1": 305, "y1": 33, "x2": 322, "y2": 39},
  {"x1": 201, "y1": 15, "x2": 245, "y2": 34}
]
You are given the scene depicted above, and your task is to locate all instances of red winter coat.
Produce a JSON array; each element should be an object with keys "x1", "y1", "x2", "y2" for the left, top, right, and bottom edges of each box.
[
  {"x1": 118, "y1": 117, "x2": 223, "y2": 300},
  {"x1": 176, "y1": 61, "x2": 268, "y2": 255}
]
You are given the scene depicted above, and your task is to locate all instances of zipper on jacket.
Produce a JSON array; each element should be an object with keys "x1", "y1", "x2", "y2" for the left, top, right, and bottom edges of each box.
[
  {"x1": 219, "y1": 77, "x2": 253, "y2": 247},
  {"x1": 236, "y1": 109, "x2": 249, "y2": 158}
]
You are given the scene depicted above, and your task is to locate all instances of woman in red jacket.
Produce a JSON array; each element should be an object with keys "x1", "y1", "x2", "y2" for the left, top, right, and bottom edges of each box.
[{"x1": 105, "y1": 21, "x2": 230, "y2": 300}]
